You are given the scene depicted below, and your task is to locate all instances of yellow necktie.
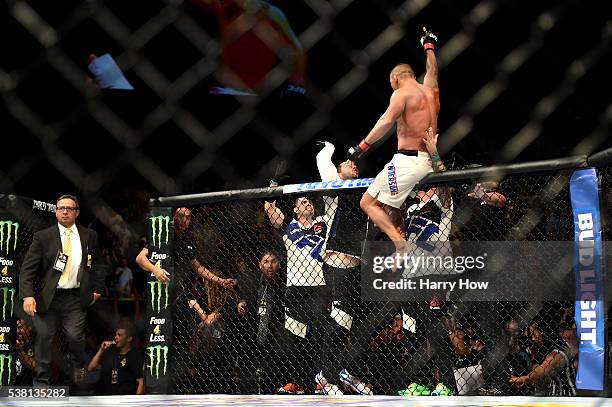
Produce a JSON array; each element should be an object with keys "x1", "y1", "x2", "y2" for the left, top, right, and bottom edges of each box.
[{"x1": 58, "y1": 228, "x2": 73, "y2": 286}]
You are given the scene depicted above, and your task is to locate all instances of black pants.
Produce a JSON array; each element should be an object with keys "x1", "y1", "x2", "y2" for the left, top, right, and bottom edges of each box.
[
  {"x1": 280, "y1": 285, "x2": 328, "y2": 388},
  {"x1": 320, "y1": 263, "x2": 362, "y2": 380},
  {"x1": 475, "y1": 300, "x2": 511, "y2": 387},
  {"x1": 333, "y1": 301, "x2": 400, "y2": 381},
  {"x1": 390, "y1": 301, "x2": 456, "y2": 391},
  {"x1": 248, "y1": 338, "x2": 284, "y2": 394},
  {"x1": 32, "y1": 289, "x2": 86, "y2": 386}
]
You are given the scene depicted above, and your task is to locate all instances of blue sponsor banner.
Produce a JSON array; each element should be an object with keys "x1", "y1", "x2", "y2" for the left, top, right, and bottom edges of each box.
[
  {"x1": 282, "y1": 178, "x2": 374, "y2": 194},
  {"x1": 569, "y1": 168, "x2": 604, "y2": 391}
]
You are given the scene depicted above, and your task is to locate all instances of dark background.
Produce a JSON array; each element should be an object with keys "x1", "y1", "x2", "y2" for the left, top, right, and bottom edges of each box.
[
  {"x1": 1, "y1": 0, "x2": 610, "y2": 212},
  {"x1": 1, "y1": 2, "x2": 610, "y2": 393}
]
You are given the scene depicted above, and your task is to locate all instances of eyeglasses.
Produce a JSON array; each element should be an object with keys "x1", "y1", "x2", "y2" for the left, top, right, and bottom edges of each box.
[{"x1": 56, "y1": 206, "x2": 78, "y2": 212}]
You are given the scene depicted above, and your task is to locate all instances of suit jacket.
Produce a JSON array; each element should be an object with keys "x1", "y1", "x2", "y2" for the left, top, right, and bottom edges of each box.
[
  {"x1": 237, "y1": 271, "x2": 285, "y2": 346},
  {"x1": 19, "y1": 224, "x2": 106, "y2": 313}
]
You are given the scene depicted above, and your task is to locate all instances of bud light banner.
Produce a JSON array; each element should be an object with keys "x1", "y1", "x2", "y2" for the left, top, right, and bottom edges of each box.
[
  {"x1": 570, "y1": 168, "x2": 605, "y2": 391},
  {"x1": 144, "y1": 207, "x2": 174, "y2": 393}
]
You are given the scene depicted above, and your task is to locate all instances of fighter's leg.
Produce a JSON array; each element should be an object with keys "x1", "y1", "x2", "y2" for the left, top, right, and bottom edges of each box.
[
  {"x1": 360, "y1": 191, "x2": 406, "y2": 251},
  {"x1": 383, "y1": 203, "x2": 406, "y2": 240}
]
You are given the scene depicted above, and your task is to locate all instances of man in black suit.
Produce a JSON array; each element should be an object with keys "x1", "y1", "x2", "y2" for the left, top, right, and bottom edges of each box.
[
  {"x1": 236, "y1": 250, "x2": 285, "y2": 393},
  {"x1": 19, "y1": 194, "x2": 106, "y2": 386}
]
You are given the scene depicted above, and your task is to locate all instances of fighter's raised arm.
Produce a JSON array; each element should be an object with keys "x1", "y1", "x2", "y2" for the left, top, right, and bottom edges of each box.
[{"x1": 420, "y1": 27, "x2": 439, "y2": 90}]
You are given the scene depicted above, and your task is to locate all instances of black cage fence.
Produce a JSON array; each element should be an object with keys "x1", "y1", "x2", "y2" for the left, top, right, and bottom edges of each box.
[
  {"x1": 3, "y1": 0, "x2": 610, "y2": 201},
  {"x1": 141, "y1": 155, "x2": 610, "y2": 396},
  {"x1": 3, "y1": 0, "x2": 611, "y2": 397}
]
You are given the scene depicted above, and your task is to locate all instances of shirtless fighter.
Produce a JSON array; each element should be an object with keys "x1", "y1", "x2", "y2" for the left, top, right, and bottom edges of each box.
[{"x1": 348, "y1": 27, "x2": 440, "y2": 254}]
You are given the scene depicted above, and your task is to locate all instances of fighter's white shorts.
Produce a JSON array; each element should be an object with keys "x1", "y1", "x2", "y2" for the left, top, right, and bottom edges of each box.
[{"x1": 366, "y1": 152, "x2": 433, "y2": 209}]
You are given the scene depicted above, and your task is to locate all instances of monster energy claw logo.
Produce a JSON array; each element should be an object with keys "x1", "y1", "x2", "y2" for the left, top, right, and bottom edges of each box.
[
  {"x1": 147, "y1": 345, "x2": 168, "y2": 380},
  {"x1": 0, "y1": 354, "x2": 12, "y2": 385},
  {"x1": 148, "y1": 281, "x2": 169, "y2": 312},
  {"x1": 149, "y1": 215, "x2": 170, "y2": 248},
  {"x1": 0, "y1": 288, "x2": 14, "y2": 321},
  {"x1": 0, "y1": 221, "x2": 19, "y2": 254}
]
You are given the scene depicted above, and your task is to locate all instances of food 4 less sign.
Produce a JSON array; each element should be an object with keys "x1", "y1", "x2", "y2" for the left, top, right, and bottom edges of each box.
[{"x1": 144, "y1": 207, "x2": 174, "y2": 393}]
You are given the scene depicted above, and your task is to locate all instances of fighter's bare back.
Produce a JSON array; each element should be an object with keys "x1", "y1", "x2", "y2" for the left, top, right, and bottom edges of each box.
[{"x1": 394, "y1": 82, "x2": 440, "y2": 152}]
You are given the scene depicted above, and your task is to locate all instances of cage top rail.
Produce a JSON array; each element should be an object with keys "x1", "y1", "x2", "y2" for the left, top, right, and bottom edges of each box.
[{"x1": 151, "y1": 151, "x2": 611, "y2": 207}]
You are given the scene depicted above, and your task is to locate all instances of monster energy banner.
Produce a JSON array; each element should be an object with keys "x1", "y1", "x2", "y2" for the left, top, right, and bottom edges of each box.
[
  {"x1": 0, "y1": 353, "x2": 12, "y2": 385},
  {"x1": 0, "y1": 195, "x2": 55, "y2": 386},
  {"x1": 144, "y1": 207, "x2": 174, "y2": 394},
  {"x1": 0, "y1": 213, "x2": 19, "y2": 386}
]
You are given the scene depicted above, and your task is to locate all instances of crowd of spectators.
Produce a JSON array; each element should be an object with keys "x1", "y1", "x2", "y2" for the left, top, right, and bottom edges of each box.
[
  {"x1": 10, "y1": 174, "x2": 608, "y2": 397},
  {"x1": 145, "y1": 163, "x2": 590, "y2": 397}
]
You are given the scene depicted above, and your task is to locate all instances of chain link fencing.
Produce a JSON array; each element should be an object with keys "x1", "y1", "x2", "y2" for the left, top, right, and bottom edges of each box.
[
  {"x1": 3, "y1": 0, "x2": 611, "y2": 397},
  {"x1": 143, "y1": 156, "x2": 610, "y2": 396},
  {"x1": 3, "y1": 0, "x2": 610, "y2": 199}
]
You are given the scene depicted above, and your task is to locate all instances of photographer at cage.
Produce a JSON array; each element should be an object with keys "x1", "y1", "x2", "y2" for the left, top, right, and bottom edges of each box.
[
  {"x1": 20, "y1": 194, "x2": 106, "y2": 387},
  {"x1": 509, "y1": 319, "x2": 577, "y2": 396}
]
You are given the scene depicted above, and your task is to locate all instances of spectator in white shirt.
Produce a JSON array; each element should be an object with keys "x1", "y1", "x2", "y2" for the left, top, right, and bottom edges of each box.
[{"x1": 115, "y1": 258, "x2": 133, "y2": 297}]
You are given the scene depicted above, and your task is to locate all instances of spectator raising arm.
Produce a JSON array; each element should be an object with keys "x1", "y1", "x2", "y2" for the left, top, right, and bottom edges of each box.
[
  {"x1": 264, "y1": 200, "x2": 285, "y2": 229},
  {"x1": 316, "y1": 141, "x2": 340, "y2": 182},
  {"x1": 422, "y1": 127, "x2": 452, "y2": 208},
  {"x1": 87, "y1": 340, "x2": 114, "y2": 372}
]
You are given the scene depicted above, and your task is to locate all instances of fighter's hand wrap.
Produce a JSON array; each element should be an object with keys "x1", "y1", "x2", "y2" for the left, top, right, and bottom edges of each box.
[
  {"x1": 420, "y1": 26, "x2": 438, "y2": 52},
  {"x1": 347, "y1": 139, "x2": 370, "y2": 160}
]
